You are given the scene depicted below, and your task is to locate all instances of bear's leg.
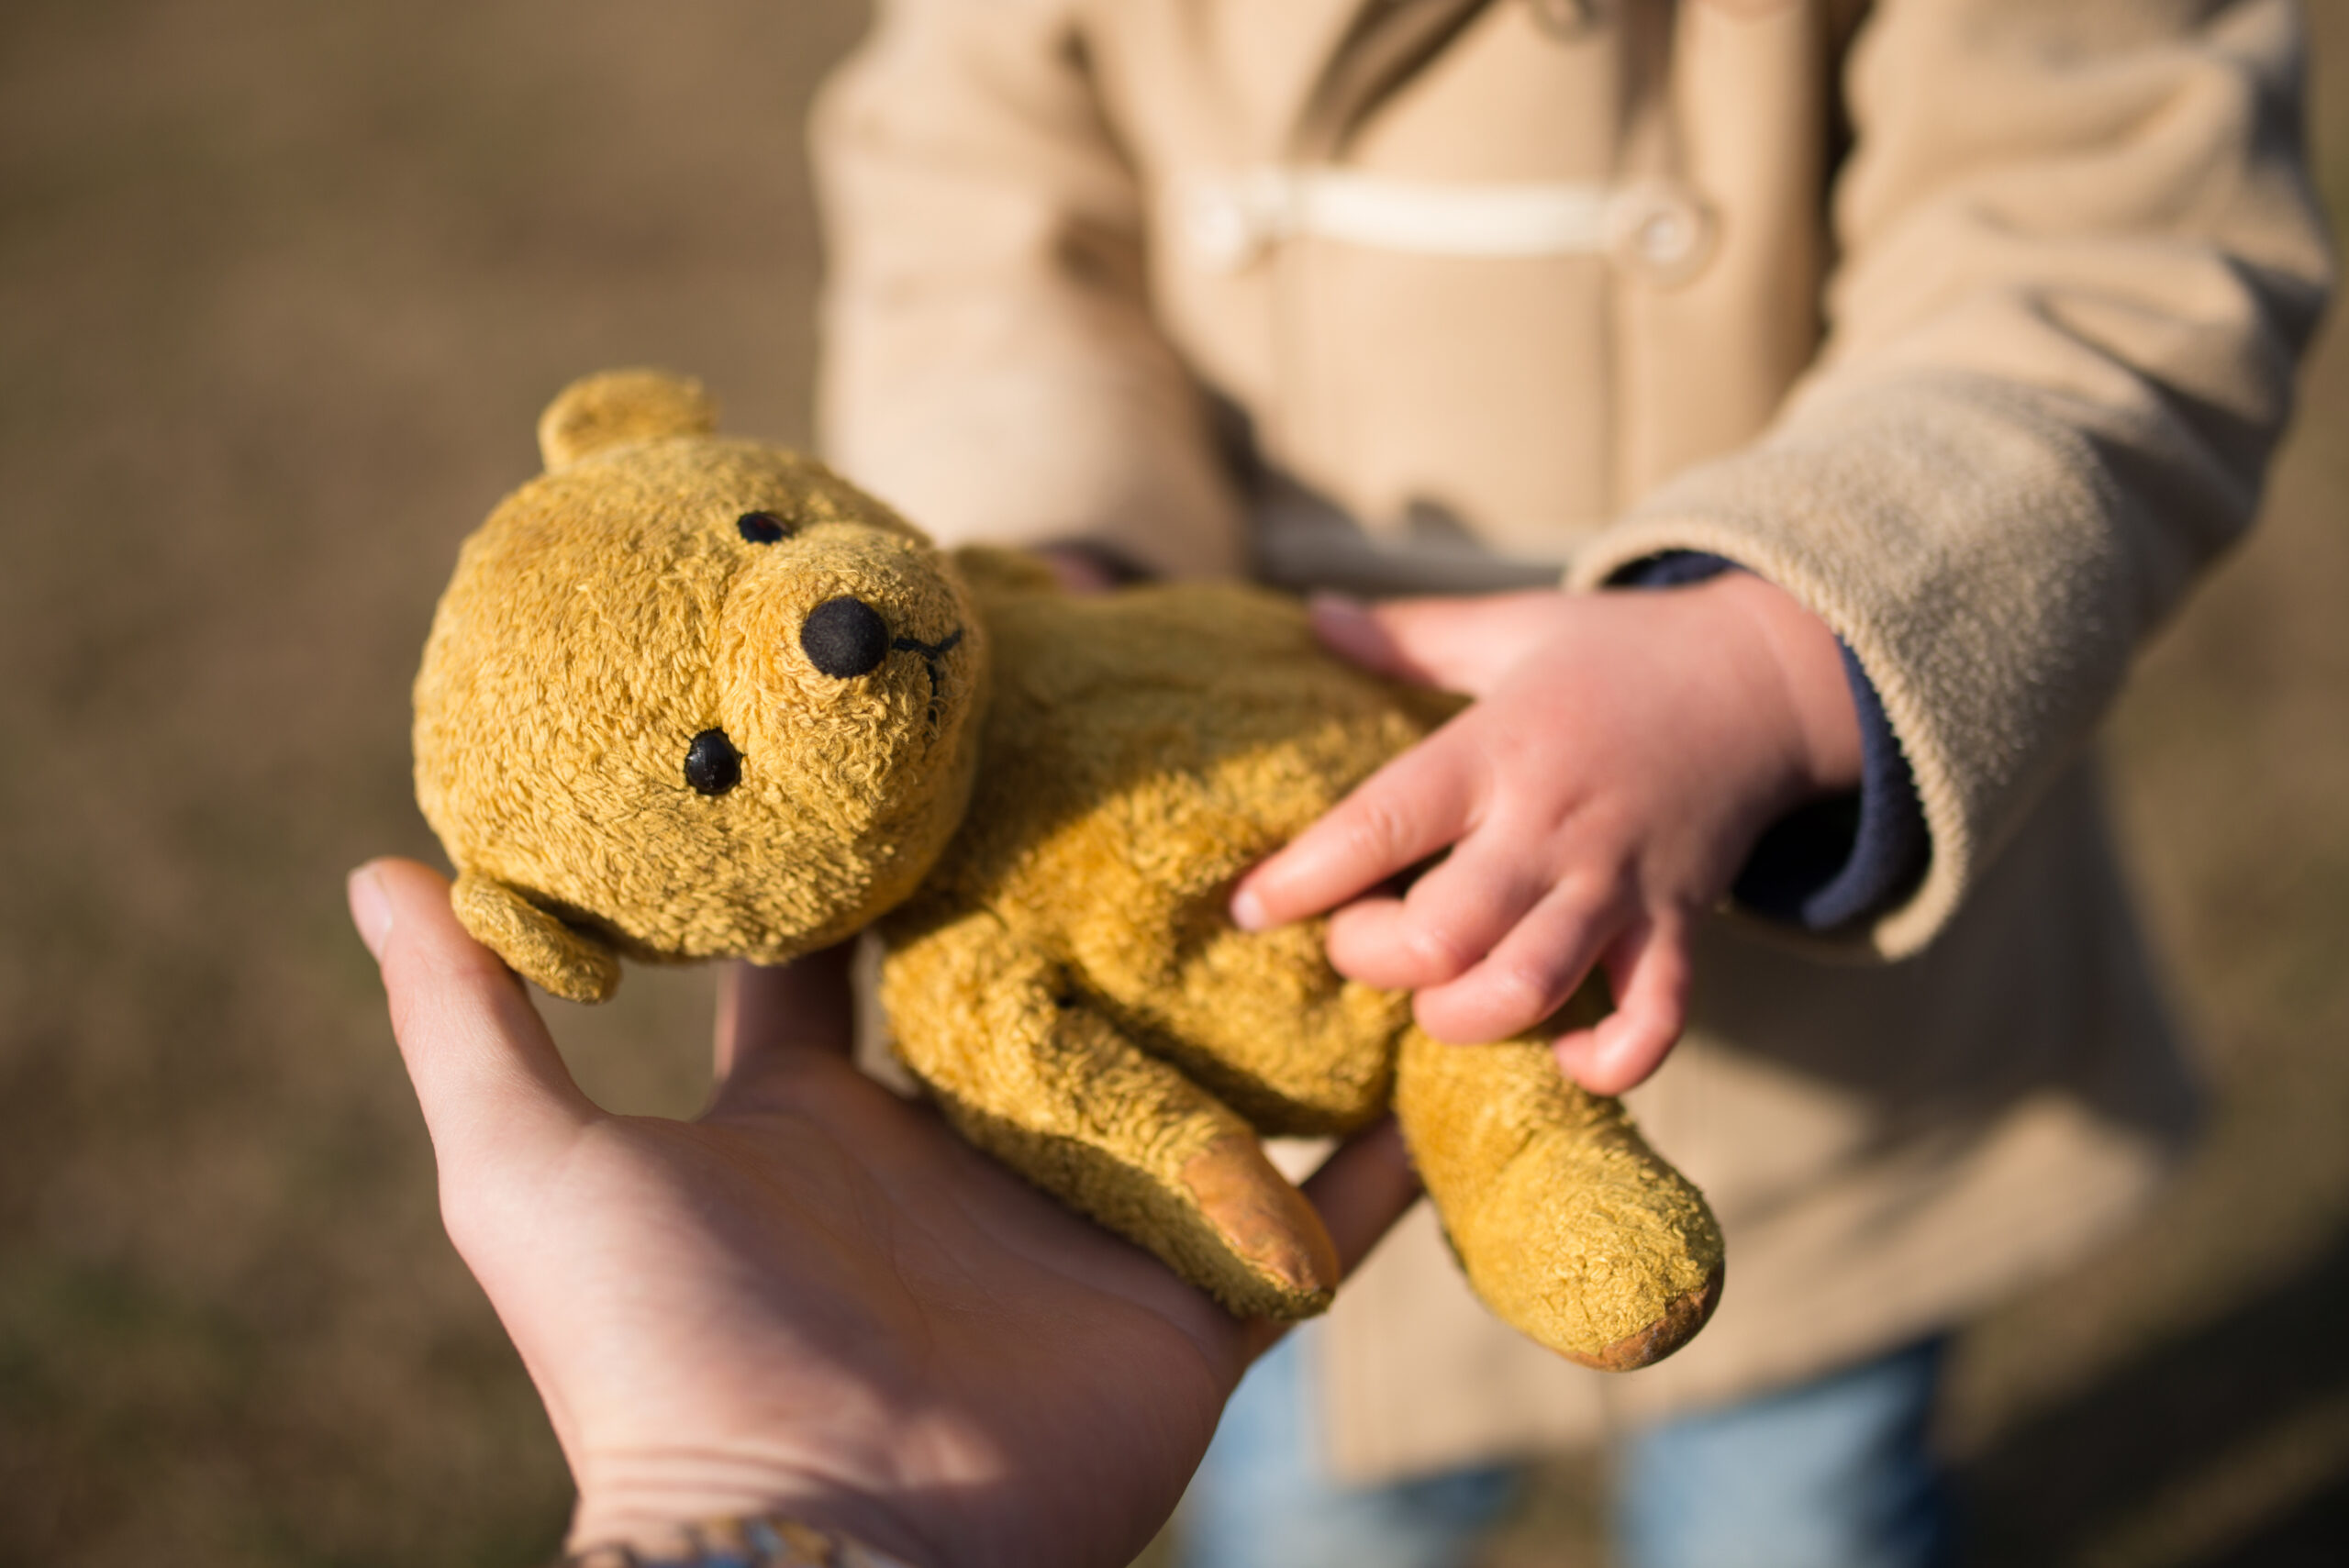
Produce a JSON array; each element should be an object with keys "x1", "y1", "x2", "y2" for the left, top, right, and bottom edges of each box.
[
  {"x1": 1393, "y1": 1025, "x2": 1723, "y2": 1369},
  {"x1": 881, "y1": 911, "x2": 1339, "y2": 1320}
]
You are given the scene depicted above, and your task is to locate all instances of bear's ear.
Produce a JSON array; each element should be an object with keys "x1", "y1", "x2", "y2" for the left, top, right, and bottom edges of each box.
[
  {"x1": 537, "y1": 369, "x2": 718, "y2": 472},
  {"x1": 451, "y1": 872, "x2": 623, "y2": 1004}
]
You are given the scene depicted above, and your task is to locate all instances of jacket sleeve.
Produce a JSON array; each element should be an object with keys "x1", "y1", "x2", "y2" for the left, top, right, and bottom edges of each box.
[
  {"x1": 809, "y1": 0, "x2": 1246, "y2": 579},
  {"x1": 1567, "y1": 0, "x2": 2332, "y2": 959}
]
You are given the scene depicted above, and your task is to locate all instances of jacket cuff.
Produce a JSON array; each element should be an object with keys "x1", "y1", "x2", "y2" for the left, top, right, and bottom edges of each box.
[
  {"x1": 1616, "y1": 552, "x2": 1928, "y2": 934},
  {"x1": 1564, "y1": 375, "x2": 2172, "y2": 959}
]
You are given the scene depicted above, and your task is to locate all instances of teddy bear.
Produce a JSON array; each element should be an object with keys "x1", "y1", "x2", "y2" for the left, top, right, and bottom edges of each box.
[{"x1": 413, "y1": 369, "x2": 1723, "y2": 1370}]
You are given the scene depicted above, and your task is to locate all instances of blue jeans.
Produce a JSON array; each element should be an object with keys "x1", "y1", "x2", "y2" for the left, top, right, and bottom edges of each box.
[
  {"x1": 1174, "y1": 1327, "x2": 1951, "y2": 1568},
  {"x1": 1177, "y1": 1326, "x2": 1520, "y2": 1568}
]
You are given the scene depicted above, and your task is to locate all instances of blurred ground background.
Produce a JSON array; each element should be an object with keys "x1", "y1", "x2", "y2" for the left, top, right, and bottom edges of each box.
[{"x1": 0, "y1": 2, "x2": 2343, "y2": 1564}]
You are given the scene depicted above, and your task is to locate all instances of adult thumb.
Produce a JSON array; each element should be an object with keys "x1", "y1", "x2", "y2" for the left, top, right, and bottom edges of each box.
[{"x1": 350, "y1": 858, "x2": 594, "y2": 1179}]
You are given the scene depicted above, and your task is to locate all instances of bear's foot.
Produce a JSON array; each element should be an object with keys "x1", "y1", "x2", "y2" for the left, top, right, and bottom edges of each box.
[
  {"x1": 883, "y1": 910, "x2": 1339, "y2": 1319},
  {"x1": 1394, "y1": 1027, "x2": 1722, "y2": 1369}
]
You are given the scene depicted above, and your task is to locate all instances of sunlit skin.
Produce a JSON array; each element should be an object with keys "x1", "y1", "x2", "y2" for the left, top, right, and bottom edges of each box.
[
  {"x1": 348, "y1": 858, "x2": 1418, "y2": 1568},
  {"x1": 1232, "y1": 573, "x2": 1864, "y2": 1096}
]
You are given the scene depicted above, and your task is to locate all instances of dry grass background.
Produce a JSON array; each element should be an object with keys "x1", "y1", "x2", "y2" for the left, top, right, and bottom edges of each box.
[{"x1": 0, "y1": 3, "x2": 2343, "y2": 1564}]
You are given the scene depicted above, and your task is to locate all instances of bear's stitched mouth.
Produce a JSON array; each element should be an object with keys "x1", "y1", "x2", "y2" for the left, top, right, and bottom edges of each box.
[{"x1": 890, "y1": 626, "x2": 963, "y2": 726}]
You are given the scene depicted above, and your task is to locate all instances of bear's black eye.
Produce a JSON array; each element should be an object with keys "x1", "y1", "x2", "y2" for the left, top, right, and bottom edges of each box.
[
  {"x1": 684, "y1": 728, "x2": 742, "y2": 795},
  {"x1": 737, "y1": 511, "x2": 794, "y2": 544}
]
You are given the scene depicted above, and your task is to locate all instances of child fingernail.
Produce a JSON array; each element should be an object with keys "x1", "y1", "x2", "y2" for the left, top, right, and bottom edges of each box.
[
  {"x1": 1306, "y1": 593, "x2": 1393, "y2": 667},
  {"x1": 1230, "y1": 887, "x2": 1268, "y2": 931},
  {"x1": 347, "y1": 865, "x2": 395, "y2": 960},
  {"x1": 1307, "y1": 591, "x2": 1371, "y2": 628}
]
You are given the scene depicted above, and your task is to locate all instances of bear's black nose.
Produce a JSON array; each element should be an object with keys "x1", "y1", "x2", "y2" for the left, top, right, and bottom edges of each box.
[{"x1": 800, "y1": 595, "x2": 891, "y2": 678}]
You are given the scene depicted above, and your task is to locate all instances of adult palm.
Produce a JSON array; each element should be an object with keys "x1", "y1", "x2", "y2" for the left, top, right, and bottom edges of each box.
[{"x1": 350, "y1": 858, "x2": 1417, "y2": 1568}]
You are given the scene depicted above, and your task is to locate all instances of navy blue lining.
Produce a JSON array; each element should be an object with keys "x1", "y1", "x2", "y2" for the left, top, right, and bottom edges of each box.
[{"x1": 1616, "y1": 552, "x2": 1929, "y2": 932}]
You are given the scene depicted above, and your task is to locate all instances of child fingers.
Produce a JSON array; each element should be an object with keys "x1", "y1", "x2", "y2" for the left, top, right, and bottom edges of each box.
[
  {"x1": 1323, "y1": 842, "x2": 1550, "y2": 991},
  {"x1": 1323, "y1": 894, "x2": 1409, "y2": 981},
  {"x1": 1552, "y1": 917, "x2": 1691, "y2": 1095},
  {"x1": 1310, "y1": 591, "x2": 1566, "y2": 696},
  {"x1": 351, "y1": 859, "x2": 594, "y2": 1177},
  {"x1": 1231, "y1": 737, "x2": 1481, "y2": 930},
  {"x1": 1408, "y1": 873, "x2": 1626, "y2": 1045},
  {"x1": 1306, "y1": 594, "x2": 1416, "y2": 679}
]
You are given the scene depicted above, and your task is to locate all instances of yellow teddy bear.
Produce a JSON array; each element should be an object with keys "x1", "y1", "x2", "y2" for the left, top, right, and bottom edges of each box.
[{"x1": 413, "y1": 370, "x2": 1723, "y2": 1370}]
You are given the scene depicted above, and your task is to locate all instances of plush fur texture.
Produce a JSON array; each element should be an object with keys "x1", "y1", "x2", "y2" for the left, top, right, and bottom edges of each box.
[{"x1": 413, "y1": 371, "x2": 1723, "y2": 1367}]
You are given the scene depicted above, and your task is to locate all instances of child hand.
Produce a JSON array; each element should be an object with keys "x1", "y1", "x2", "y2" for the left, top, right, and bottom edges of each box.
[{"x1": 1231, "y1": 575, "x2": 1862, "y2": 1096}]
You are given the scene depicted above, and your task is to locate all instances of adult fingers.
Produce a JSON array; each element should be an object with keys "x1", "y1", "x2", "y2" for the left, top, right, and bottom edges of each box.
[
  {"x1": 350, "y1": 858, "x2": 593, "y2": 1176},
  {"x1": 1321, "y1": 837, "x2": 1549, "y2": 992},
  {"x1": 1551, "y1": 915, "x2": 1691, "y2": 1096},
  {"x1": 1297, "y1": 1118, "x2": 1420, "y2": 1278},
  {"x1": 1241, "y1": 1119, "x2": 1419, "y2": 1359},
  {"x1": 1308, "y1": 592, "x2": 1564, "y2": 697},
  {"x1": 1231, "y1": 729, "x2": 1483, "y2": 930},
  {"x1": 1409, "y1": 872, "x2": 1624, "y2": 1044},
  {"x1": 709, "y1": 944, "x2": 859, "y2": 1106}
]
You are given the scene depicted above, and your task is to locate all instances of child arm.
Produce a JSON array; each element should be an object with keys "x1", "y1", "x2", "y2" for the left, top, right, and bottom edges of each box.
[
  {"x1": 1249, "y1": 1, "x2": 2328, "y2": 1093},
  {"x1": 1558, "y1": 0, "x2": 2330, "y2": 960}
]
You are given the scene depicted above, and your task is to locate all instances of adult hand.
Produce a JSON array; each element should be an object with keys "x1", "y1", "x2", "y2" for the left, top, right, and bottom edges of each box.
[{"x1": 349, "y1": 858, "x2": 1418, "y2": 1568}]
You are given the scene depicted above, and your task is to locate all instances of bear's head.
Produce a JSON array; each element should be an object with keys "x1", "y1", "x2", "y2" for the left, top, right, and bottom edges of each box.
[{"x1": 413, "y1": 370, "x2": 986, "y2": 1001}]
